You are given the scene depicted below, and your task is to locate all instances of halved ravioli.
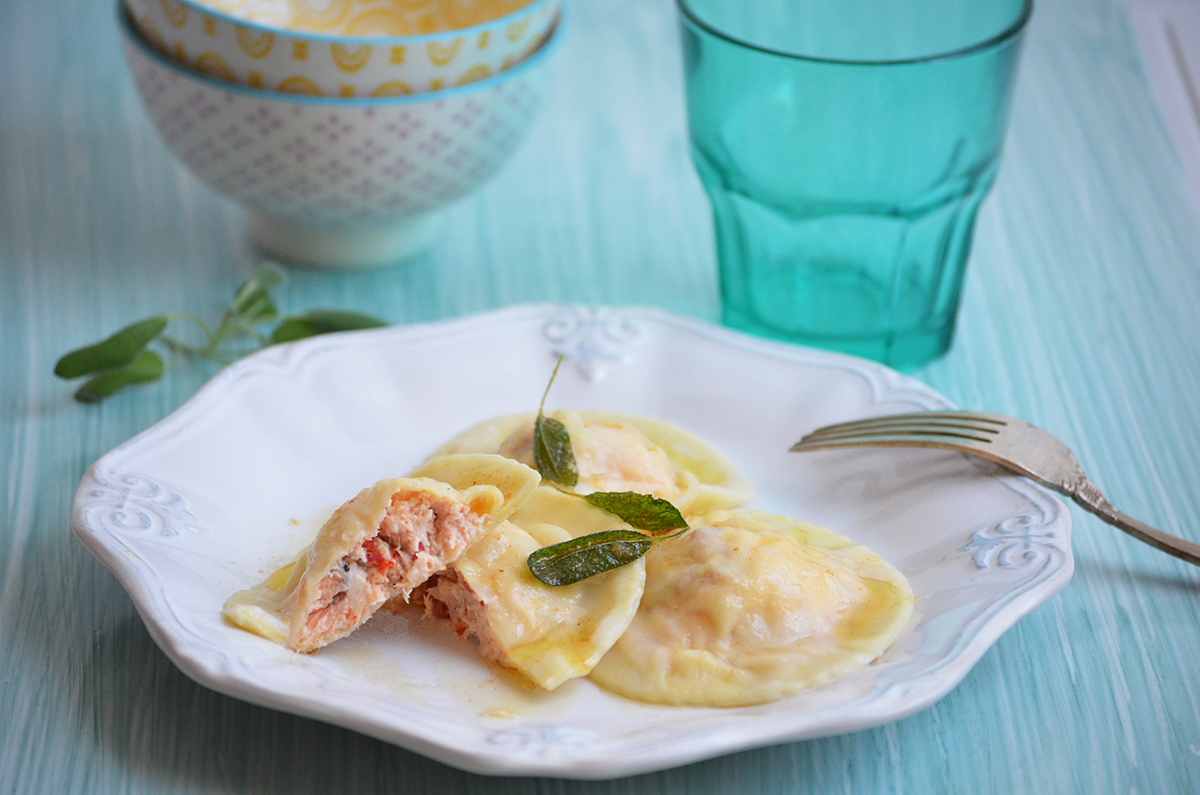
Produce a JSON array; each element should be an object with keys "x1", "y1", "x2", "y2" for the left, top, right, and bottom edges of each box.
[
  {"x1": 422, "y1": 489, "x2": 646, "y2": 690},
  {"x1": 431, "y1": 410, "x2": 753, "y2": 516},
  {"x1": 587, "y1": 509, "x2": 914, "y2": 707},
  {"x1": 222, "y1": 454, "x2": 540, "y2": 652}
]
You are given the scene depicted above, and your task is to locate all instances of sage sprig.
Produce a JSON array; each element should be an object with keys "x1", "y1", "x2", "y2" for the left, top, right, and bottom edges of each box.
[
  {"x1": 53, "y1": 265, "x2": 386, "y2": 403},
  {"x1": 525, "y1": 357, "x2": 691, "y2": 586}
]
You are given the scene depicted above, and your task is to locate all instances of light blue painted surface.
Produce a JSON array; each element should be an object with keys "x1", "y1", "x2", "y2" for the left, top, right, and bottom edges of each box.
[{"x1": 2, "y1": 0, "x2": 1199, "y2": 792}]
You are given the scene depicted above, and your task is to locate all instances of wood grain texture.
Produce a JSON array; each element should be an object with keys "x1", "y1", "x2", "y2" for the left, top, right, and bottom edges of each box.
[{"x1": 2, "y1": 0, "x2": 1199, "y2": 792}]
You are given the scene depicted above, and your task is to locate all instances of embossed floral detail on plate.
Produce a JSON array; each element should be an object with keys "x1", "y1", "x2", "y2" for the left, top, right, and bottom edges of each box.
[
  {"x1": 78, "y1": 470, "x2": 205, "y2": 537},
  {"x1": 961, "y1": 495, "x2": 1065, "y2": 569},
  {"x1": 487, "y1": 724, "x2": 598, "y2": 755},
  {"x1": 542, "y1": 306, "x2": 642, "y2": 382}
]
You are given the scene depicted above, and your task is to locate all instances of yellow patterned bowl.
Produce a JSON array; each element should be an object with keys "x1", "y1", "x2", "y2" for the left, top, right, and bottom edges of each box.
[
  {"x1": 120, "y1": 3, "x2": 561, "y2": 267},
  {"x1": 124, "y1": 0, "x2": 558, "y2": 98}
]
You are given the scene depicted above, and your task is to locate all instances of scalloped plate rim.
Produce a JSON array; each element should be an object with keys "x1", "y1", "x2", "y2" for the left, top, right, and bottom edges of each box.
[{"x1": 71, "y1": 303, "x2": 1073, "y2": 778}]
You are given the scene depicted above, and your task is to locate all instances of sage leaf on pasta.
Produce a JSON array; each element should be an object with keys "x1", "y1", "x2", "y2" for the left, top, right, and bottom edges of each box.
[
  {"x1": 533, "y1": 413, "x2": 579, "y2": 487},
  {"x1": 531, "y1": 355, "x2": 579, "y2": 487},
  {"x1": 527, "y1": 529, "x2": 653, "y2": 586},
  {"x1": 584, "y1": 491, "x2": 688, "y2": 535}
]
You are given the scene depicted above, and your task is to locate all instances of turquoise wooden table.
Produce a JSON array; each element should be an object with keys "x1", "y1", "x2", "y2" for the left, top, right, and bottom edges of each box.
[{"x1": 3, "y1": 0, "x2": 1200, "y2": 791}]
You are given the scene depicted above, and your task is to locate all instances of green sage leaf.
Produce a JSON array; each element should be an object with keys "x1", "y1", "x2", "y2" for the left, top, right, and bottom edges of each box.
[
  {"x1": 527, "y1": 529, "x2": 652, "y2": 586},
  {"x1": 533, "y1": 413, "x2": 579, "y2": 487},
  {"x1": 229, "y1": 265, "x2": 285, "y2": 319},
  {"x1": 236, "y1": 292, "x2": 278, "y2": 323},
  {"x1": 73, "y1": 350, "x2": 165, "y2": 403},
  {"x1": 54, "y1": 316, "x2": 169, "y2": 379},
  {"x1": 531, "y1": 355, "x2": 579, "y2": 486},
  {"x1": 270, "y1": 309, "x2": 388, "y2": 344},
  {"x1": 584, "y1": 491, "x2": 688, "y2": 535}
]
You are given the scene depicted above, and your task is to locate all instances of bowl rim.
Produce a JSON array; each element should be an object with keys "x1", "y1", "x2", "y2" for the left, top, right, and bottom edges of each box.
[
  {"x1": 120, "y1": 0, "x2": 563, "y2": 107},
  {"x1": 123, "y1": 0, "x2": 558, "y2": 45}
]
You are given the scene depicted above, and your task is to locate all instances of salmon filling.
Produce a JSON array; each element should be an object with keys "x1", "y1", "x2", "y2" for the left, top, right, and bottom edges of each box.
[
  {"x1": 422, "y1": 569, "x2": 510, "y2": 667},
  {"x1": 292, "y1": 489, "x2": 483, "y2": 652}
]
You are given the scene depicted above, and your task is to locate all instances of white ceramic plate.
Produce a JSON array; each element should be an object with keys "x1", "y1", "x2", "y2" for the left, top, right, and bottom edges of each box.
[{"x1": 72, "y1": 304, "x2": 1072, "y2": 778}]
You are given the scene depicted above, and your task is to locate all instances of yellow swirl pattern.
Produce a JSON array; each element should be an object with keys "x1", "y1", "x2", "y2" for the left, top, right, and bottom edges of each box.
[
  {"x1": 160, "y1": 0, "x2": 189, "y2": 28},
  {"x1": 277, "y1": 75, "x2": 323, "y2": 95},
  {"x1": 288, "y1": 0, "x2": 353, "y2": 31},
  {"x1": 188, "y1": 0, "x2": 538, "y2": 36},
  {"x1": 340, "y1": 8, "x2": 423, "y2": 36},
  {"x1": 442, "y1": 0, "x2": 533, "y2": 31},
  {"x1": 236, "y1": 26, "x2": 275, "y2": 58},
  {"x1": 427, "y1": 38, "x2": 464, "y2": 67},
  {"x1": 291, "y1": 40, "x2": 308, "y2": 60},
  {"x1": 205, "y1": 0, "x2": 290, "y2": 28},
  {"x1": 330, "y1": 43, "x2": 373, "y2": 73},
  {"x1": 453, "y1": 64, "x2": 491, "y2": 86},
  {"x1": 195, "y1": 52, "x2": 237, "y2": 83},
  {"x1": 202, "y1": 15, "x2": 218, "y2": 36},
  {"x1": 388, "y1": 46, "x2": 406, "y2": 64},
  {"x1": 504, "y1": 18, "x2": 530, "y2": 43},
  {"x1": 369, "y1": 81, "x2": 414, "y2": 97}
]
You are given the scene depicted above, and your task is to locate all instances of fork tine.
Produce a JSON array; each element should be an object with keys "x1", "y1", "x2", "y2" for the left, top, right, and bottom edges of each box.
[
  {"x1": 798, "y1": 421, "x2": 1000, "y2": 443},
  {"x1": 790, "y1": 411, "x2": 1006, "y2": 452},
  {"x1": 790, "y1": 431, "x2": 991, "y2": 452},
  {"x1": 808, "y1": 411, "x2": 1007, "y2": 434}
]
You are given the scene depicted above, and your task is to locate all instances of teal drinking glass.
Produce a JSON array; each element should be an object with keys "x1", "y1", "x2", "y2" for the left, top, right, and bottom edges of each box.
[{"x1": 678, "y1": 0, "x2": 1031, "y2": 369}]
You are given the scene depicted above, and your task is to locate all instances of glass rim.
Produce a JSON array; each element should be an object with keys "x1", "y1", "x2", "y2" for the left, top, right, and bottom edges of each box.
[{"x1": 675, "y1": 0, "x2": 1033, "y2": 66}]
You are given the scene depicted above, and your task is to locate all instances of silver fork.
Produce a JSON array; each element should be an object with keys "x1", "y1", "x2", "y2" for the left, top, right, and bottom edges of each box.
[{"x1": 791, "y1": 411, "x2": 1200, "y2": 567}]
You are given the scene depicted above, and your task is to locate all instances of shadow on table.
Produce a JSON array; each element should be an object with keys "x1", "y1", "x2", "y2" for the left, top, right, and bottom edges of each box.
[{"x1": 1073, "y1": 550, "x2": 1200, "y2": 595}]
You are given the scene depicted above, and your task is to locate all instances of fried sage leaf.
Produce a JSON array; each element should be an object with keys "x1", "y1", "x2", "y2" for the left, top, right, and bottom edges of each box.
[
  {"x1": 533, "y1": 413, "x2": 579, "y2": 487},
  {"x1": 531, "y1": 355, "x2": 579, "y2": 486},
  {"x1": 584, "y1": 491, "x2": 688, "y2": 535},
  {"x1": 527, "y1": 529, "x2": 653, "y2": 586},
  {"x1": 53, "y1": 316, "x2": 169, "y2": 379},
  {"x1": 74, "y1": 350, "x2": 165, "y2": 403}
]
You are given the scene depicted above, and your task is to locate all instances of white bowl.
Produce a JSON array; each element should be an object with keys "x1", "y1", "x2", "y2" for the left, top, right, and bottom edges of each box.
[
  {"x1": 120, "y1": 4, "x2": 560, "y2": 268},
  {"x1": 125, "y1": 0, "x2": 559, "y2": 97}
]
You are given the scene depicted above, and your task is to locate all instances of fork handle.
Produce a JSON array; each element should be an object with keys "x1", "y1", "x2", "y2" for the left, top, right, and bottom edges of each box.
[{"x1": 1069, "y1": 481, "x2": 1200, "y2": 567}]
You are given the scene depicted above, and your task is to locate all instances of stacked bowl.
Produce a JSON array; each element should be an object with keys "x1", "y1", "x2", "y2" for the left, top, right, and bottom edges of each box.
[{"x1": 120, "y1": 0, "x2": 562, "y2": 267}]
